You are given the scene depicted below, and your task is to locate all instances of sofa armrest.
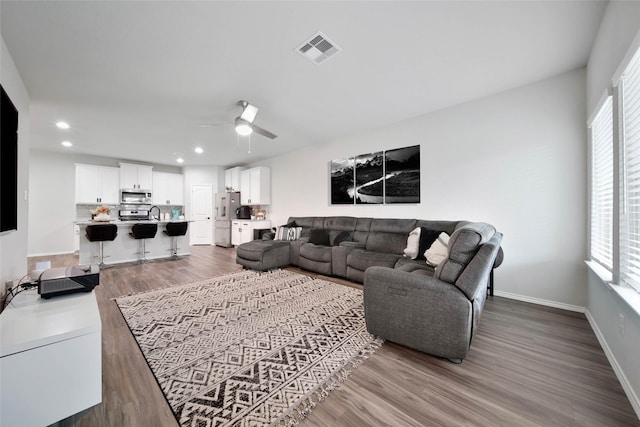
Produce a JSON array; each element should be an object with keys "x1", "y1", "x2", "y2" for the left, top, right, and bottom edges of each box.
[{"x1": 363, "y1": 266, "x2": 473, "y2": 360}]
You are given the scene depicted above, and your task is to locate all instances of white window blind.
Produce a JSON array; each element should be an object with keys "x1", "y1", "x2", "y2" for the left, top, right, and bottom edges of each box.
[
  {"x1": 590, "y1": 96, "x2": 613, "y2": 270},
  {"x1": 620, "y1": 48, "x2": 640, "y2": 292}
]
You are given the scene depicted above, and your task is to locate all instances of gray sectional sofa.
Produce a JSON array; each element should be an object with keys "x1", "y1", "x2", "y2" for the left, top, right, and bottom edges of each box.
[{"x1": 235, "y1": 216, "x2": 503, "y2": 362}]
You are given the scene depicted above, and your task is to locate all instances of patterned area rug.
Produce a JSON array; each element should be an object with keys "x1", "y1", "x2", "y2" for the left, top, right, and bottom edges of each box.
[{"x1": 115, "y1": 269, "x2": 382, "y2": 426}]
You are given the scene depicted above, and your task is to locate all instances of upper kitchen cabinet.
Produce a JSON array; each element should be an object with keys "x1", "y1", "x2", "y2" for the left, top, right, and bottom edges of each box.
[
  {"x1": 75, "y1": 164, "x2": 120, "y2": 204},
  {"x1": 240, "y1": 166, "x2": 270, "y2": 205},
  {"x1": 152, "y1": 171, "x2": 184, "y2": 206},
  {"x1": 119, "y1": 162, "x2": 153, "y2": 190},
  {"x1": 224, "y1": 166, "x2": 244, "y2": 192}
]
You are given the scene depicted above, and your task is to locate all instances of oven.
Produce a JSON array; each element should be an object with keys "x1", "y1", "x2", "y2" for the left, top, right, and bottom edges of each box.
[{"x1": 119, "y1": 209, "x2": 150, "y2": 221}]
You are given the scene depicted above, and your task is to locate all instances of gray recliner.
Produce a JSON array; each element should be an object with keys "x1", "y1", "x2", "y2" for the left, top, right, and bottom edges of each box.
[{"x1": 363, "y1": 223, "x2": 502, "y2": 363}]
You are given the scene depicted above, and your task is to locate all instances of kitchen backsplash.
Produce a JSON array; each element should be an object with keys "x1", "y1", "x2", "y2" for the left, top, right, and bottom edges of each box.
[{"x1": 76, "y1": 204, "x2": 184, "y2": 221}]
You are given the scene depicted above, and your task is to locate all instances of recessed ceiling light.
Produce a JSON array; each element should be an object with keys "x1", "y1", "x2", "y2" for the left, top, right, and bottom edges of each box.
[
  {"x1": 56, "y1": 121, "x2": 70, "y2": 129},
  {"x1": 194, "y1": 147, "x2": 203, "y2": 154},
  {"x1": 61, "y1": 141, "x2": 72, "y2": 147},
  {"x1": 176, "y1": 158, "x2": 184, "y2": 164}
]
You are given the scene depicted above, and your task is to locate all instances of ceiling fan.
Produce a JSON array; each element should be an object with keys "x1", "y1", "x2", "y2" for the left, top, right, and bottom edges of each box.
[{"x1": 234, "y1": 100, "x2": 277, "y2": 140}]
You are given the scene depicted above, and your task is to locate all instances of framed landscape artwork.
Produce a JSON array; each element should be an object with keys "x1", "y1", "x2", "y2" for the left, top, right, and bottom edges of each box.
[
  {"x1": 330, "y1": 145, "x2": 420, "y2": 205},
  {"x1": 330, "y1": 157, "x2": 355, "y2": 204},
  {"x1": 384, "y1": 145, "x2": 420, "y2": 203},
  {"x1": 355, "y1": 151, "x2": 383, "y2": 204}
]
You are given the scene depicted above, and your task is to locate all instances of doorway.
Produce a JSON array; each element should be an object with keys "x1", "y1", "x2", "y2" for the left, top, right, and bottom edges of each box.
[{"x1": 190, "y1": 184, "x2": 213, "y2": 245}]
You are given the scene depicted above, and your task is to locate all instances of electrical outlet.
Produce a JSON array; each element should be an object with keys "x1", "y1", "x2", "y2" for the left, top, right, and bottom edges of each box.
[{"x1": 619, "y1": 313, "x2": 625, "y2": 336}]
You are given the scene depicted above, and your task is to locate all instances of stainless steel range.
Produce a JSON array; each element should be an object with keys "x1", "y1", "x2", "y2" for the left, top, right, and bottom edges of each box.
[{"x1": 119, "y1": 208, "x2": 150, "y2": 221}]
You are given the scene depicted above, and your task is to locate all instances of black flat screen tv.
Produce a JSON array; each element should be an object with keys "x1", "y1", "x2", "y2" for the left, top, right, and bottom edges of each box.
[{"x1": 1, "y1": 84, "x2": 18, "y2": 232}]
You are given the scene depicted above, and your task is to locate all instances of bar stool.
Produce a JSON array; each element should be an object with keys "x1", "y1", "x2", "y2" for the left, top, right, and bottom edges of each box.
[
  {"x1": 164, "y1": 222, "x2": 188, "y2": 258},
  {"x1": 85, "y1": 224, "x2": 118, "y2": 267},
  {"x1": 129, "y1": 223, "x2": 158, "y2": 263}
]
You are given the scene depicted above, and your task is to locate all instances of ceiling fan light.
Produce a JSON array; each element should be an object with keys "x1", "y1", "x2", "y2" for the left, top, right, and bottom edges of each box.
[{"x1": 236, "y1": 124, "x2": 253, "y2": 136}]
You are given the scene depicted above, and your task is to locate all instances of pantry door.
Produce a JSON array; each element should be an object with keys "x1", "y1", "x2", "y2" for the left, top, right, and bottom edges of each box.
[{"x1": 190, "y1": 184, "x2": 213, "y2": 245}]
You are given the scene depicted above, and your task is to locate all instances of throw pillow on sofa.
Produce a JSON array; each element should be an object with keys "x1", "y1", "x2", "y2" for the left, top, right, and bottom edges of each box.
[
  {"x1": 416, "y1": 228, "x2": 442, "y2": 260},
  {"x1": 404, "y1": 227, "x2": 442, "y2": 260},
  {"x1": 275, "y1": 226, "x2": 302, "y2": 241},
  {"x1": 425, "y1": 232, "x2": 450, "y2": 266},
  {"x1": 332, "y1": 230, "x2": 352, "y2": 246},
  {"x1": 403, "y1": 227, "x2": 421, "y2": 258},
  {"x1": 309, "y1": 229, "x2": 330, "y2": 246}
]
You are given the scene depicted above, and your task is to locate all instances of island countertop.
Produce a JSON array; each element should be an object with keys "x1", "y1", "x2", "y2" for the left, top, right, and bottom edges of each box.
[{"x1": 74, "y1": 219, "x2": 191, "y2": 226}]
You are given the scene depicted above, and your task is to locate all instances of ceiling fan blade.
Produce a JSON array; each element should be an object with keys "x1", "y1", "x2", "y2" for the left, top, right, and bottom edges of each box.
[
  {"x1": 239, "y1": 102, "x2": 259, "y2": 123},
  {"x1": 250, "y1": 123, "x2": 277, "y2": 139}
]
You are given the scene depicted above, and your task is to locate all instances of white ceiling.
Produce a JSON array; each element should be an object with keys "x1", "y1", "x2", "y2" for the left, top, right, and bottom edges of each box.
[{"x1": 1, "y1": 1, "x2": 606, "y2": 168}]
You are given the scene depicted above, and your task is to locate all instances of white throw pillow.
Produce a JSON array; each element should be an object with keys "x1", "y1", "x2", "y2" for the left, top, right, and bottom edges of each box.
[
  {"x1": 425, "y1": 232, "x2": 449, "y2": 267},
  {"x1": 403, "y1": 227, "x2": 421, "y2": 259}
]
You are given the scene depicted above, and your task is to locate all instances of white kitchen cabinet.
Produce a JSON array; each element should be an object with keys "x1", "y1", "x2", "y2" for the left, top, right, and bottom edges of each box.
[
  {"x1": 240, "y1": 166, "x2": 270, "y2": 205},
  {"x1": 75, "y1": 164, "x2": 120, "y2": 204},
  {"x1": 119, "y1": 163, "x2": 153, "y2": 190},
  {"x1": 224, "y1": 166, "x2": 244, "y2": 192},
  {"x1": 152, "y1": 172, "x2": 184, "y2": 205},
  {"x1": 231, "y1": 220, "x2": 271, "y2": 246}
]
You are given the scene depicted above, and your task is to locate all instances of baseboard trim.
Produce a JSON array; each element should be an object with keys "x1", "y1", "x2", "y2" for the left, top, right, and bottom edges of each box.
[
  {"x1": 585, "y1": 310, "x2": 640, "y2": 419},
  {"x1": 27, "y1": 251, "x2": 76, "y2": 258},
  {"x1": 493, "y1": 290, "x2": 585, "y2": 313}
]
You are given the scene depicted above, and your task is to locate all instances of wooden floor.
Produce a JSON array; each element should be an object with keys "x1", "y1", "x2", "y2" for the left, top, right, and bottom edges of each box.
[{"x1": 26, "y1": 246, "x2": 637, "y2": 427}]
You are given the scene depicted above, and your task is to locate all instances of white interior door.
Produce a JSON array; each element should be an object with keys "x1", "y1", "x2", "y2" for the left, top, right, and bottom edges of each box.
[{"x1": 190, "y1": 184, "x2": 213, "y2": 245}]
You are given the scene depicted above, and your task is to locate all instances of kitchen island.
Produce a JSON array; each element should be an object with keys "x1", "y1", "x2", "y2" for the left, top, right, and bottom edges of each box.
[{"x1": 75, "y1": 220, "x2": 190, "y2": 265}]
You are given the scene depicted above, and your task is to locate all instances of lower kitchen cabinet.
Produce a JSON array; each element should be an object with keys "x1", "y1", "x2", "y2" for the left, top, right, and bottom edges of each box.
[{"x1": 231, "y1": 220, "x2": 271, "y2": 246}]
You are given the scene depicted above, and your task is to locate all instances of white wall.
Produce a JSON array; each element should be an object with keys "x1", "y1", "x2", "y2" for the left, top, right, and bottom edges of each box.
[
  {"x1": 1, "y1": 37, "x2": 30, "y2": 292},
  {"x1": 586, "y1": 1, "x2": 640, "y2": 417},
  {"x1": 28, "y1": 151, "x2": 77, "y2": 255},
  {"x1": 257, "y1": 68, "x2": 587, "y2": 309}
]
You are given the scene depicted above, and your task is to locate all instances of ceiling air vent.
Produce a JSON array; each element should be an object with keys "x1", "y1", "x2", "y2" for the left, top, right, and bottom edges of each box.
[{"x1": 296, "y1": 32, "x2": 342, "y2": 65}]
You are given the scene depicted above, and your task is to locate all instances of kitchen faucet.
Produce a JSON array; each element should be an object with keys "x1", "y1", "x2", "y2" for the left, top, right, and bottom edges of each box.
[{"x1": 149, "y1": 205, "x2": 161, "y2": 221}]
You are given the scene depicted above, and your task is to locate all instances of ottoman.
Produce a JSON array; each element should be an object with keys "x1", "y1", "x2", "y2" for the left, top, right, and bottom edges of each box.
[{"x1": 236, "y1": 240, "x2": 291, "y2": 271}]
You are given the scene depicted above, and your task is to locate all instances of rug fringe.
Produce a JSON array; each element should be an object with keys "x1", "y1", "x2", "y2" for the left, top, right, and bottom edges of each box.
[{"x1": 276, "y1": 336, "x2": 384, "y2": 426}]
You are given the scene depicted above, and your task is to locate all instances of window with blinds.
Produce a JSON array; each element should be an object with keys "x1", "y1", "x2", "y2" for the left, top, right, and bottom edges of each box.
[
  {"x1": 620, "y1": 48, "x2": 640, "y2": 292},
  {"x1": 590, "y1": 96, "x2": 613, "y2": 271}
]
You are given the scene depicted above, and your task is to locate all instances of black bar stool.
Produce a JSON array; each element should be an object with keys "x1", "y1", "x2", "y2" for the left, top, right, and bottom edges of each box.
[
  {"x1": 164, "y1": 222, "x2": 188, "y2": 258},
  {"x1": 85, "y1": 224, "x2": 118, "y2": 267},
  {"x1": 129, "y1": 223, "x2": 158, "y2": 262}
]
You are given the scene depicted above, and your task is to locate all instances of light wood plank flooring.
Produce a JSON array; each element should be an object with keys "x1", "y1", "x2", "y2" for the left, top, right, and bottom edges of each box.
[{"x1": 23, "y1": 246, "x2": 637, "y2": 426}]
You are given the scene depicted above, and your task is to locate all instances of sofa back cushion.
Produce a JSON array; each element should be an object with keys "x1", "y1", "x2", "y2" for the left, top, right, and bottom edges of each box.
[
  {"x1": 435, "y1": 222, "x2": 496, "y2": 289},
  {"x1": 287, "y1": 217, "x2": 318, "y2": 238},
  {"x1": 366, "y1": 218, "x2": 417, "y2": 255},
  {"x1": 353, "y1": 217, "x2": 373, "y2": 244},
  {"x1": 323, "y1": 217, "x2": 357, "y2": 245}
]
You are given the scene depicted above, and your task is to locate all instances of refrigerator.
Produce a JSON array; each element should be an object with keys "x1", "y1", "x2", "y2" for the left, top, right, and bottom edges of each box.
[{"x1": 214, "y1": 191, "x2": 241, "y2": 247}]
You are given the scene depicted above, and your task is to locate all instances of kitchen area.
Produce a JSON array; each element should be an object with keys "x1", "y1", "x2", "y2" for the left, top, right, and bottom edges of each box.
[
  {"x1": 72, "y1": 162, "x2": 271, "y2": 266},
  {"x1": 74, "y1": 162, "x2": 190, "y2": 265}
]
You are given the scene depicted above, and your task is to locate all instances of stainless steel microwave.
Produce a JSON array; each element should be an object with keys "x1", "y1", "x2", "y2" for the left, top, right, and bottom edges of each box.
[{"x1": 120, "y1": 189, "x2": 152, "y2": 205}]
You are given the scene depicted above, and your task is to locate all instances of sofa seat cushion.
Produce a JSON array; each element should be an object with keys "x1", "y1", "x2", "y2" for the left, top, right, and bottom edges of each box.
[
  {"x1": 394, "y1": 257, "x2": 435, "y2": 275},
  {"x1": 299, "y1": 243, "x2": 333, "y2": 275},
  {"x1": 300, "y1": 243, "x2": 333, "y2": 262},
  {"x1": 237, "y1": 240, "x2": 289, "y2": 261},
  {"x1": 347, "y1": 249, "x2": 401, "y2": 272}
]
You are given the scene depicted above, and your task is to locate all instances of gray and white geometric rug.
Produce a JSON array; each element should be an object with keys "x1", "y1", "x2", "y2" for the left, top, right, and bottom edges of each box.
[{"x1": 115, "y1": 269, "x2": 382, "y2": 426}]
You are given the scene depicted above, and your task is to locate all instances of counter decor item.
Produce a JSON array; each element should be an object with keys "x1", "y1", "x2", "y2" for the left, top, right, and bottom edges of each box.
[{"x1": 91, "y1": 205, "x2": 110, "y2": 222}]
